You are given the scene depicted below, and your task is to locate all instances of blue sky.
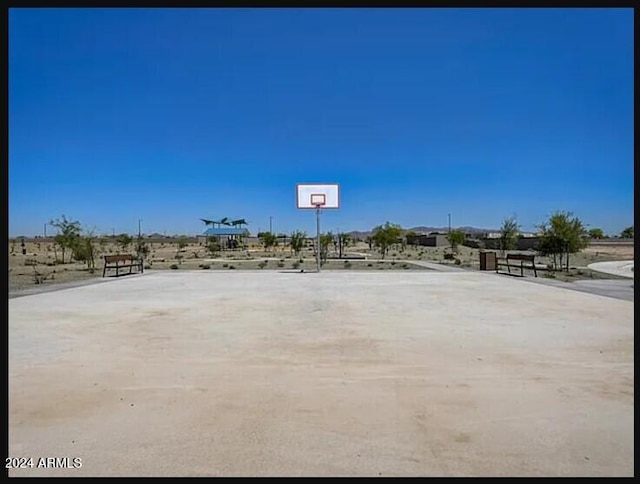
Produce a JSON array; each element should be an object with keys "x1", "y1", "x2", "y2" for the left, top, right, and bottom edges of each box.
[{"x1": 9, "y1": 8, "x2": 634, "y2": 237}]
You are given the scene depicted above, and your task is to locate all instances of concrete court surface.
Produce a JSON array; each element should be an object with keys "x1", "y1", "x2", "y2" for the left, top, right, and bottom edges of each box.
[{"x1": 8, "y1": 270, "x2": 634, "y2": 477}]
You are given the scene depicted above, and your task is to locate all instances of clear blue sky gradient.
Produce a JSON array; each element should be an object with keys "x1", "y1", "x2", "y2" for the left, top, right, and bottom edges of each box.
[{"x1": 9, "y1": 8, "x2": 634, "y2": 237}]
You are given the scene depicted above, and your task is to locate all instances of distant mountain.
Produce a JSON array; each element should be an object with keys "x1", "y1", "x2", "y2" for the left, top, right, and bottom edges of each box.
[{"x1": 347, "y1": 231, "x2": 372, "y2": 240}]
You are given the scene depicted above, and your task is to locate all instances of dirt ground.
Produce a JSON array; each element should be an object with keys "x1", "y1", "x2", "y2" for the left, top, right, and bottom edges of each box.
[{"x1": 8, "y1": 238, "x2": 634, "y2": 294}]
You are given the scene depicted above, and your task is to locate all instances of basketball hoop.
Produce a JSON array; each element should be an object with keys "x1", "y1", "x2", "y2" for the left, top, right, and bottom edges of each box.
[
  {"x1": 310, "y1": 194, "x2": 326, "y2": 208},
  {"x1": 296, "y1": 184, "x2": 340, "y2": 273}
]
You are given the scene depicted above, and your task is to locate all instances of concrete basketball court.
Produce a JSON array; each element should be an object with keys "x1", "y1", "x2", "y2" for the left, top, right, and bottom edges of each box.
[{"x1": 8, "y1": 270, "x2": 634, "y2": 477}]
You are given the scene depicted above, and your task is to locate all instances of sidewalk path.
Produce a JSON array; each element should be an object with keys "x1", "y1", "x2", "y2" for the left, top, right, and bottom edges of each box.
[{"x1": 587, "y1": 260, "x2": 634, "y2": 279}]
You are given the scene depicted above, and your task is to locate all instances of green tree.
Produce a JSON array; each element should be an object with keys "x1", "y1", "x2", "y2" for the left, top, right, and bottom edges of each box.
[
  {"x1": 537, "y1": 211, "x2": 589, "y2": 271},
  {"x1": 49, "y1": 215, "x2": 81, "y2": 263},
  {"x1": 446, "y1": 229, "x2": 466, "y2": 254},
  {"x1": 371, "y1": 222, "x2": 402, "y2": 259},
  {"x1": 116, "y1": 233, "x2": 133, "y2": 254},
  {"x1": 207, "y1": 236, "x2": 221, "y2": 255},
  {"x1": 336, "y1": 232, "x2": 352, "y2": 258},
  {"x1": 588, "y1": 228, "x2": 605, "y2": 239},
  {"x1": 620, "y1": 226, "x2": 633, "y2": 239},
  {"x1": 289, "y1": 230, "x2": 307, "y2": 256},
  {"x1": 71, "y1": 231, "x2": 98, "y2": 272},
  {"x1": 259, "y1": 232, "x2": 278, "y2": 252},
  {"x1": 499, "y1": 215, "x2": 520, "y2": 256},
  {"x1": 319, "y1": 232, "x2": 334, "y2": 264},
  {"x1": 537, "y1": 234, "x2": 566, "y2": 271}
]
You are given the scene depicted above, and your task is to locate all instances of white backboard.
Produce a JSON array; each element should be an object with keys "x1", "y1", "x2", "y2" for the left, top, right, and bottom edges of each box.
[{"x1": 296, "y1": 183, "x2": 340, "y2": 209}]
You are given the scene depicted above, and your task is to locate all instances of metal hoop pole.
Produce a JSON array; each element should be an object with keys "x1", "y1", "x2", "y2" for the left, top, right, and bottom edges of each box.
[{"x1": 316, "y1": 206, "x2": 321, "y2": 272}]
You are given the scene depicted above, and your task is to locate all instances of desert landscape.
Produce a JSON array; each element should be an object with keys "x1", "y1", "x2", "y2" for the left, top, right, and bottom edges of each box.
[{"x1": 8, "y1": 236, "x2": 634, "y2": 294}]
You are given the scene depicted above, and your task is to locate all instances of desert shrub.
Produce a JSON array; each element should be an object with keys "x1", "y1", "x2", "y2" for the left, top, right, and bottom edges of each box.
[
  {"x1": 201, "y1": 264, "x2": 211, "y2": 270},
  {"x1": 367, "y1": 263, "x2": 373, "y2": 267},
  {"x1": 144, "y1": 264, "x2": 152, "y2": 270},
  {"x1": 454, "y1": 259, "x2": 462, "y2": 265},
  {"x1": 401, "y1": 263, "x2": 409, "y2": 269},
  {"x1": 344, "y1": 261, "x2": 352, "y2": 269},
  {"x1": 292, "y1": 261, "x2": 300, "y2": 269},
  {"x1": 391, "y1": 261, "x2": 396, "y2": 266},
  {"x1": 543, "y1": 272, "x2": 556, "y2": 279},
  {"x1": 228, "y1": 265, "x2": 235, "y2": 270},
  {"x1": 277, "y1": 262, "x2": 285, "y2": 268},
  {"x1": 170, "y1": 264, "x2": 179, "y2": 270},
  {"x1": 32, "y1": 266, "x2": 54, "y2": 284},
  {"x1": 222, "y1": 263, "x2": 228, "y2": 268},
  {"x1": 258, "y1": 261, "x2": 267, "y2": 269}
]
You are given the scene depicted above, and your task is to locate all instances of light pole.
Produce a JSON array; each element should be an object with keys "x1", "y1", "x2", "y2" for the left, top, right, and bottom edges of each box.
[
  {"x1": 269, "y1": 216, "x2": 273, "y2": 234},
  {"x1": 448, "y1": 213, "x2": 451, "y2": 233},
  {"x1": 138, "y1": 219, "x2": 143, "y2": 238}
]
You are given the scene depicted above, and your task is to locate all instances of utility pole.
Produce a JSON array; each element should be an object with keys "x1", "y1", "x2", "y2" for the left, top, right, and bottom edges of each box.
[
  {"x1": 448, "y1": 213, "x2": 451, "y2": 233},
  {"x1": 138, "y1": 219, "x2": 143, "y2": 238},
  {"x1": 269, "y1": 216, "x2": 273, "y2": 234},
  {"x1": 44, "y1": 223, "x2": 47, "y2": 238}
]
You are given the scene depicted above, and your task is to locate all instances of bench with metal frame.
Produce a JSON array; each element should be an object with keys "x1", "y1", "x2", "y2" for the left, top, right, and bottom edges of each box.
[
  {"x1": 102, "y1": 254, "x2": 144, "y2": 277},
  {"x1": 496, "y1": 253, "x2": 537, "y2": 277}
]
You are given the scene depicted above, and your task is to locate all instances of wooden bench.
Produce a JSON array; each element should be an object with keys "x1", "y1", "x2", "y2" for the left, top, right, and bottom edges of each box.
[
  {"x1": 102, "y1": 254, "x2": 144, "y2": 277},
  {"x1": 496, "y1": 253, "x2": 537, "y2": 277}
]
